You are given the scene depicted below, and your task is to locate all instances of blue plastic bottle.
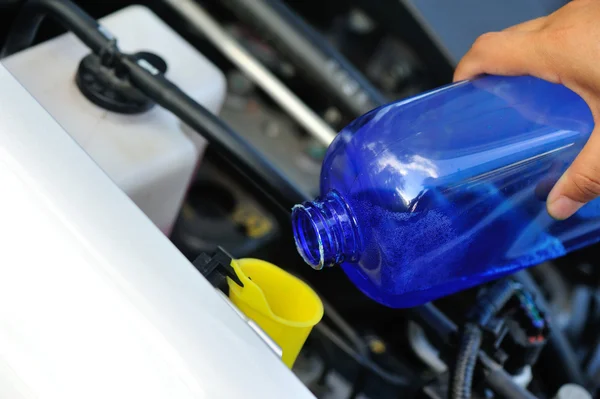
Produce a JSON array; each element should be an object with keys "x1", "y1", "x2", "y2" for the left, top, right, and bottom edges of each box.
[{"x1": 292, "y1": 75, "x2": 599, "y2": 308}]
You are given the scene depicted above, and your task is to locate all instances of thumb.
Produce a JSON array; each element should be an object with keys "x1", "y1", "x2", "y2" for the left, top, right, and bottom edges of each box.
[{"x1": 547, "y1": 131, "x2": 600, "y2": 219}]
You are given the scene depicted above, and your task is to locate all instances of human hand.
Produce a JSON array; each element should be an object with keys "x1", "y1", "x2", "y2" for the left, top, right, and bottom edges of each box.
[{"x1": 454, "y1": 0, "x2": 600, "y2": 220}]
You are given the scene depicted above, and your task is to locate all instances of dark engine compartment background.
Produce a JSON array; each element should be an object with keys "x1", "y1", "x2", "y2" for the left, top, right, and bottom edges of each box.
[{"x1": 0, "y1": 1, "x2": 598, "y2": 398}]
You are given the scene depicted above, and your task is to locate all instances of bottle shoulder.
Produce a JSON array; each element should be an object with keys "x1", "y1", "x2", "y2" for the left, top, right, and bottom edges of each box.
[{"x1": 321, "y1": 75, "x2": 593, "y2": 208}]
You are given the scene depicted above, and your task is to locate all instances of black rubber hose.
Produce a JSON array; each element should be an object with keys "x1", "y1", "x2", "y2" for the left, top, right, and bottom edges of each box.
[
  {"x1": 408, "y1": 302, "x2": 458, "y2": 347},
  {"x1": 451, "y1": 323, "x2": 482, "y2": 399},
  {"x1": 121, "y1": 55, "x2": 310, "y2": 210},
  {"x1": 219, "y1": 0, "x2": 387, "y2": 116},
  {"x1": 478, "y1": 352, "x2": 539, "y2": 399},
  {"x1": 1, "y1": 0, "x2": 110, "y2": 57},
  {"x1": 565, "y1": 286, "x2": 593, "y2": 341},
  {"x1": 514, "y1": 271, "x2": 587, "y2": 388}
]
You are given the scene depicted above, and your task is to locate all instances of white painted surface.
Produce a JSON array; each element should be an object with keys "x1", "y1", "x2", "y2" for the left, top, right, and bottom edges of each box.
[{"x1": 0, "y1": 63, "x2": 313, "y2": 398}]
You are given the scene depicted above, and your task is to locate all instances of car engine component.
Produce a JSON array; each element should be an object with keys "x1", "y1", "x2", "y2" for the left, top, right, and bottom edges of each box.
[{"x1": 0, "y1": 1, "x2": 597, "y2": 398}]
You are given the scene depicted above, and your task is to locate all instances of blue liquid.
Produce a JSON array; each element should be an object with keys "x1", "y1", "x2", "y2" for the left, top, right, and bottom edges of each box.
[{"x1": 292, "y1": 75, "x2": 600, "y2": 308}]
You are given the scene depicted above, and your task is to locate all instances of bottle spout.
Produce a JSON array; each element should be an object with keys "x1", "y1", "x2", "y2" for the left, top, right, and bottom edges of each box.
[{"x1": 291, "y1": 190, "x2": 362, "y2": 270}]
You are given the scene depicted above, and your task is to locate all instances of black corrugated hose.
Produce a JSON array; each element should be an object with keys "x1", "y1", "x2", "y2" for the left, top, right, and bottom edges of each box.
[
  {"x1": 450, "y1": 279, "x2": 519, "y2": 399},
  {"x1": 451, "y1": 323, "x2": 482, "y2": 399}
]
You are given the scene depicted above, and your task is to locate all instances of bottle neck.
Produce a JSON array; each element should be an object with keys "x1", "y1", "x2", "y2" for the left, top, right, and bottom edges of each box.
[{"x1": 292, "y1": 190, "x2": 362, "y2": 270}]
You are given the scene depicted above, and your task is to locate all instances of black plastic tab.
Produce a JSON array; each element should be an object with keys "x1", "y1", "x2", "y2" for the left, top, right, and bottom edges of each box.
[{"x1": 192, "y1": 247, "x2": 244, "y2": 292}]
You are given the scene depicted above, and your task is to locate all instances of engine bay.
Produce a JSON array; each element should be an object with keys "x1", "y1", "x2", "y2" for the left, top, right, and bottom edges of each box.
[{"x1": 0, "y1": 1, "x2": 597, "y2": 398}]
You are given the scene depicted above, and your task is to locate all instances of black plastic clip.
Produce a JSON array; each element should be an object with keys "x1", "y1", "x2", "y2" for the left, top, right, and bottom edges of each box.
[
  {"x1": 192, "y1": 247, "x2": 244, "y2": 292},
  {"x1": 98, "y1": 38, "x2": 120, "y2": 68}
]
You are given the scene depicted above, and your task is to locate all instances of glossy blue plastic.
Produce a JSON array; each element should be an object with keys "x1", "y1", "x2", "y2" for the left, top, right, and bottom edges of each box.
[{"x1": 292, "y1": 75, "x2": 599, "y2": 308}]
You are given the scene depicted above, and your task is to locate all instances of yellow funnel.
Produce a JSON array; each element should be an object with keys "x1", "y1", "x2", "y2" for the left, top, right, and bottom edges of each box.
[{"x1": 227, "y1": 258, "x2": 323, "y2": 368}]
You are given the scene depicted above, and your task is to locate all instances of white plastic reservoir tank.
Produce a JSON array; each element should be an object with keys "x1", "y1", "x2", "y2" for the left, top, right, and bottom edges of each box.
[{"x1": 2, "y1": 5, "x2": 226, "y2": 235}]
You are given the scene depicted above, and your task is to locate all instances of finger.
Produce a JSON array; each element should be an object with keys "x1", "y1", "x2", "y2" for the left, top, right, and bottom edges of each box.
[
  {"x1": 503, "y1": 16, "x2": 547, "y2": 32},
  {"x1": 547, "y1": 130, "x2": 600, "y2": 219},
  {"x1": 453, "y1": 31, "x2": 546, "y2": 82}
]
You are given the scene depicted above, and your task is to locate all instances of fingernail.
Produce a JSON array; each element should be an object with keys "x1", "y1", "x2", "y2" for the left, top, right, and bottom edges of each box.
[{"x1": 547, "y1": 196, "x2": 584, "y2": 220}]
